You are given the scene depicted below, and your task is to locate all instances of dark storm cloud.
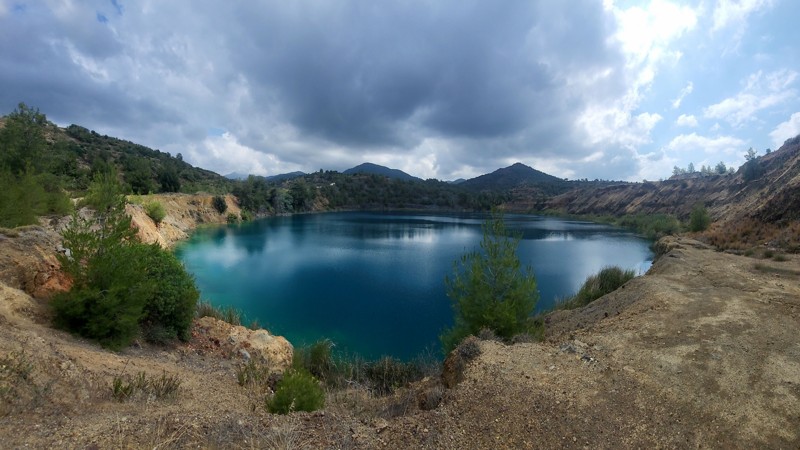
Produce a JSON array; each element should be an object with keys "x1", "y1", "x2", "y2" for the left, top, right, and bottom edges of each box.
[
  {"x1": 0, "y1": 0, "x2": 638, "y2": 179},
  {"x1": 229, "y1": 1, "x2": 624, "y2": 149},
  {"x1": 0, "y1": 3, "x2": 176, "y2": 131}
]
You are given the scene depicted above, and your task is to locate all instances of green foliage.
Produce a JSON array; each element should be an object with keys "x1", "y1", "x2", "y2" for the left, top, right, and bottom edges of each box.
[
  {"x1": 54, "y1": 174, "x2": 198, "y2": 349},
  {"x1": 226, "y1": 212, "x2": 239, "y2": 224},
  {"x1": 290, "y1": 340, "x2": 439, "y2": 396},
  {"x1": 144, "y1": 201, "x2": 166, "y2": 224},
  {"x1": 0, "y1": 171, "x2": 38, "y2": 227},
  {"x1": 126, "y1": 158, "x2": 154, "y2": 194},
  {"x1": 267, "y1": 369, "x2": 325, "y2": 414},
  {"x1": 362, "y1": 356, "x2": 424, "y2": 396},
  {"x1": 195, "y1": 300, "x2": 242, "y2": 326},
  {"x1": 212, "y1": 195, "x2": 227, "y2": 214},
  {"x1": 157, "y1": 165, "x2": 181, "y2": 192},
  {"x1": 112, "y1": 370, "x2": 181, "y2": 402},
  {"x1": 0, "y1": 104, "x2": 73, "y2": 227},
  {"x1": 0, "y1": 103, "x2": 47, "y2": 175},
  {"x1": 556, "y1": 266, "x2": 636, "y2": 311},
  {"x1": 236, "y1": 360, "x2": 272, "y2": 388},
  {"x1": 689, "y1": 203, "x2": 711, "y2": 232},
  {"x1": 742, "y1": 148, "x2": 763, "y2": 182},
  {"x1": 616, "y1": 213, "x2": 682, "y2": 239},
  {"x1": 440, "y1": 212, "x2": 539, "y2": 353},
  {"x1": 292, "y1": 339, "x2": 334, "y2": 380},
  {"x1": 137, "y1": 244, "x2": 199, "y2": 342}
]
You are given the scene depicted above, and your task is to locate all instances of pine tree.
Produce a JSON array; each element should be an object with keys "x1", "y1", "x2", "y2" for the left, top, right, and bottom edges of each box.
[{"x1": 441, "y1": 211, "x2": 539, "y2": 352}]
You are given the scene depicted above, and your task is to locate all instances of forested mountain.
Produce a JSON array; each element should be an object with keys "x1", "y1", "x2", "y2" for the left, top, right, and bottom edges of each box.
[
  {"x1": 460, "y1": 162, "x2": 564, "y2": 191},
  {"x1": 343, "y1": 162, "x2": 422, "y2": 181}
]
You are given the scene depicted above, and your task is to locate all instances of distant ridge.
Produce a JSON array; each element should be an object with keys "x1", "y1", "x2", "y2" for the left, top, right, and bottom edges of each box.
[
  {"x1": 225, "y1": 172, "x2": 249, "y2": 180},
  {"x1": 460, "y1": 162, "x2": 563, "y2": 191},
  {"x1": 343, "y1": 162, "x2": 422, "y2": 181},
  {"x1": 266, "y1": 171, "x2": 306, "y2": 182}
]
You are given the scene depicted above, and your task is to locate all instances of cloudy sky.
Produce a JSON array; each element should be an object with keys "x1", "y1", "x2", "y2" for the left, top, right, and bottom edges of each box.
[{"x1": 2, "y1": 0, "x2": 799, "y2": 181}]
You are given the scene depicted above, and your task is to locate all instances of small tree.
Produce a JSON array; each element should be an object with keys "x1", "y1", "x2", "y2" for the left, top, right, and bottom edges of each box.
[
  {"x1": 742, "y1": 147, "x2": 763, "y2": 182},
  {"x1": 54, "y1": 172, "x2": 198, "y2": 349},
  {"x1": 689, "y1": 203, "x2": 711, "y2": 232},
  {"x1": 441, "y1": 211, "x2": 539, "y2": 353},
  {"x1": 212, "y1": 195, "x2": 227, "y2": 214}
]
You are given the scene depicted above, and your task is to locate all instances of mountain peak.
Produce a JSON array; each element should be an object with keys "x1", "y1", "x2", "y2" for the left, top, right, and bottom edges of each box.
[
  {"x1": 460, "y1": 162, "x2": 563, "y2": 191},
  {"x1": 343, "y1": 163, "x2": 422, "y2": 181}
]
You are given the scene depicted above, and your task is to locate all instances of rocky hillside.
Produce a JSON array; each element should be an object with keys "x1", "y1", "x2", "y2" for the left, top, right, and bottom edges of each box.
[
  {"x1": 126, "y1": 193, "x2": 241, "y2": 248},
  {"x1": 539, "y1": 138, "x2": 800, "y2": 225}
]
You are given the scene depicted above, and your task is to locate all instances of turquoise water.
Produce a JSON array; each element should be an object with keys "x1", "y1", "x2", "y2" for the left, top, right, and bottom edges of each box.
[{"x1": 175, "y1": 212, "x2": 653, "y2": 359}]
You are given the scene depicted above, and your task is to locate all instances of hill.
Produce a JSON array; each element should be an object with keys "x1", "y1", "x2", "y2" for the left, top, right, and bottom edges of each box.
[
  {"x1": 534, "y1": 136, "x2": 800, "y2": 249},
  {"x1": 343, "y1": 162, "x2": 422, "y2": 181},
  {"x1": 265, "y1": 171, "x2": 306, "y2": 182},
  {"x1": 460, "y1": 162, "x2": 564, "y2": 191}
]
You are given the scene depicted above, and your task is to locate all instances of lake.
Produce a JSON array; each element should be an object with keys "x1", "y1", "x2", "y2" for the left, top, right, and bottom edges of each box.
[{"x1": 175, "y1": 212, "x2": 653, "y2": 360}]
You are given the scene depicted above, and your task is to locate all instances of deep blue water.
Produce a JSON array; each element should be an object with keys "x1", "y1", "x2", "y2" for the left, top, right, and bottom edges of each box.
[{"x1": 175, "y1": 212, "x2": 652, "y2": 360}]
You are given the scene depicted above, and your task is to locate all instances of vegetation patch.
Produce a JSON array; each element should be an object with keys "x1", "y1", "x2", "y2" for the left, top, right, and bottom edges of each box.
[
  {"x1": 753, "y1": 263, "x2": 800, "y2": 277},
  {"x1": 555, "y1": 266, "x2": 636, "y2": 311},
  {"x1": 52, "y1": 172, "x2": 199, "y2": 350},
  {"x1": 267, "y1": 369, "x2": 325, "y2": 414},
  {"x1": 212, "y1": 195, "x2": 227, "y2": 214},
  {"x1": 112, "y1": 369, "x2": 182, "y2": 402},
  {"x1": 440, "y1": 211, "x2": 539, "y2": 353},
  {"x1": 195, "y1": 300, "x2": 242, "y2": 327},
  {"x1": 144, "y1": 201, "x2": 166, "y2": 224}
]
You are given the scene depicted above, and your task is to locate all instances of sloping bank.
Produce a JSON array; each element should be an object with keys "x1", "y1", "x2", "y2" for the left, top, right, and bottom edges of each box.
[
  {"x1": 0, "y1": 193, "x2": 293, "y2": 372},
  {"x1": 126, "y1": 193, "x2": 242, "y2": 248}
]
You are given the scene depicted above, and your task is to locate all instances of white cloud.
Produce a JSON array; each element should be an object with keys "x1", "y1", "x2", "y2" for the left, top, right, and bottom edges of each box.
[
  {"x1": 704, "y1": 69, "x2": 798, "y2": 126},
  {"x1": 577, "y1": 1, "x2": 695, "y2": 163},
  {"x1": 183, "y1": 132, "x2": 302, "y2": 178},
  {"x1": 664, "y1": 132, "x2": 746, "y2": 155},
  {"x1": 712, "y1": 0, "x2": 773, "y2": 32},
  {"x1": 671, "y1": 82, "x2": 694, "y2": 109},
  {"x1": 578, "y1": 107, "x2": 662, "y2": 149},
  {"x1": 769, "y1": 112, "x2": 800, "y2": 148},
  {"x1": 675, "y1": 114, "x2": 698, "y2": 127}
]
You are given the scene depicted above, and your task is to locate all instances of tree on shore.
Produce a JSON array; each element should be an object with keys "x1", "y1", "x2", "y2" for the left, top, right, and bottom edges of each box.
[{"x1": 441, "y1": 211, "x2": 539, "y2": 352}]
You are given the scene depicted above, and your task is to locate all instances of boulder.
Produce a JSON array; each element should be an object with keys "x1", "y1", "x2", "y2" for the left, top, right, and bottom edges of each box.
[{"x1": 194, "y1": 316, "x2": 293, "y2": 371}]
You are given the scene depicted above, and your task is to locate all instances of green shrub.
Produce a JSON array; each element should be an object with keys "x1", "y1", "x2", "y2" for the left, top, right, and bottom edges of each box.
[
  {"x1": 144, "y1": 201, "x2": 166, "y2": 224},
  {"x1": 689, "y1": 203, "x2": 711, "y2": 232},
  {"x1": 195, "y1": 300, "x2": 242, "y2": 326},
  {"x1": 236, "y1": 360, "x2": 272, "y2": 388},
  {"x1": 0, "y1": 170, "x2": 72, "y2": 228},
  {"x1": 268, "y1": 369, "x2": 325, "y2": 414},
  {"x1": 54, "y1": 173, "x2": 198, "y2": 350},
  {"x1": 363, "y1": 357, "x2": 423, "y2": 396},
  {"x1": 112, "y1": 370, "x2": 181, "y2": 401},
  {"x1": 138, "y1": 244, "x2": 199, "y2": 342},
  {"x1": 292, "y1": 339, "x2": 334, "y2": 381},
  {"x1": 557, "y1": 266, "x2": 636, "y2": 311},
  {"x1": 440, "y1": 211, "x2": 538, "y2": 353},
  {"x1": 616, "y1": 213, "x2": 682, "y2": 239},
  {"x1": 226, "y1": 213, "x2": 239, "y2": 224},
  {"x1": 212, "y1": 195, "x2": 227, "y2": 214}
]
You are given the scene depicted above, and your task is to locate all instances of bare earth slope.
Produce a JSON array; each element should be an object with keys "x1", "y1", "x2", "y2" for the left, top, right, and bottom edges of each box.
[
  {"x1": 1, "y1": 235, "x2": 797, "y2": 448},
  {"x1": 540, "y1": 139, "x2": 800, "y2": 227}
]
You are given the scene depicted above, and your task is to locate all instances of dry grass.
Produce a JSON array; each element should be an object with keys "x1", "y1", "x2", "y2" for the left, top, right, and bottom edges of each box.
[{"x1": 702, "y1": 218, "x2": 800, "y2": 252}]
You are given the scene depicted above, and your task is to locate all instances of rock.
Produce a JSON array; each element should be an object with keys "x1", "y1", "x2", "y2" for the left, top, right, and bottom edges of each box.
[
  {"x1": 374, "y1": 418, "x2": 389, "y2": 433},
  {"x1": 194, "y1": 317, "x2": 293, "y2": 370}
]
